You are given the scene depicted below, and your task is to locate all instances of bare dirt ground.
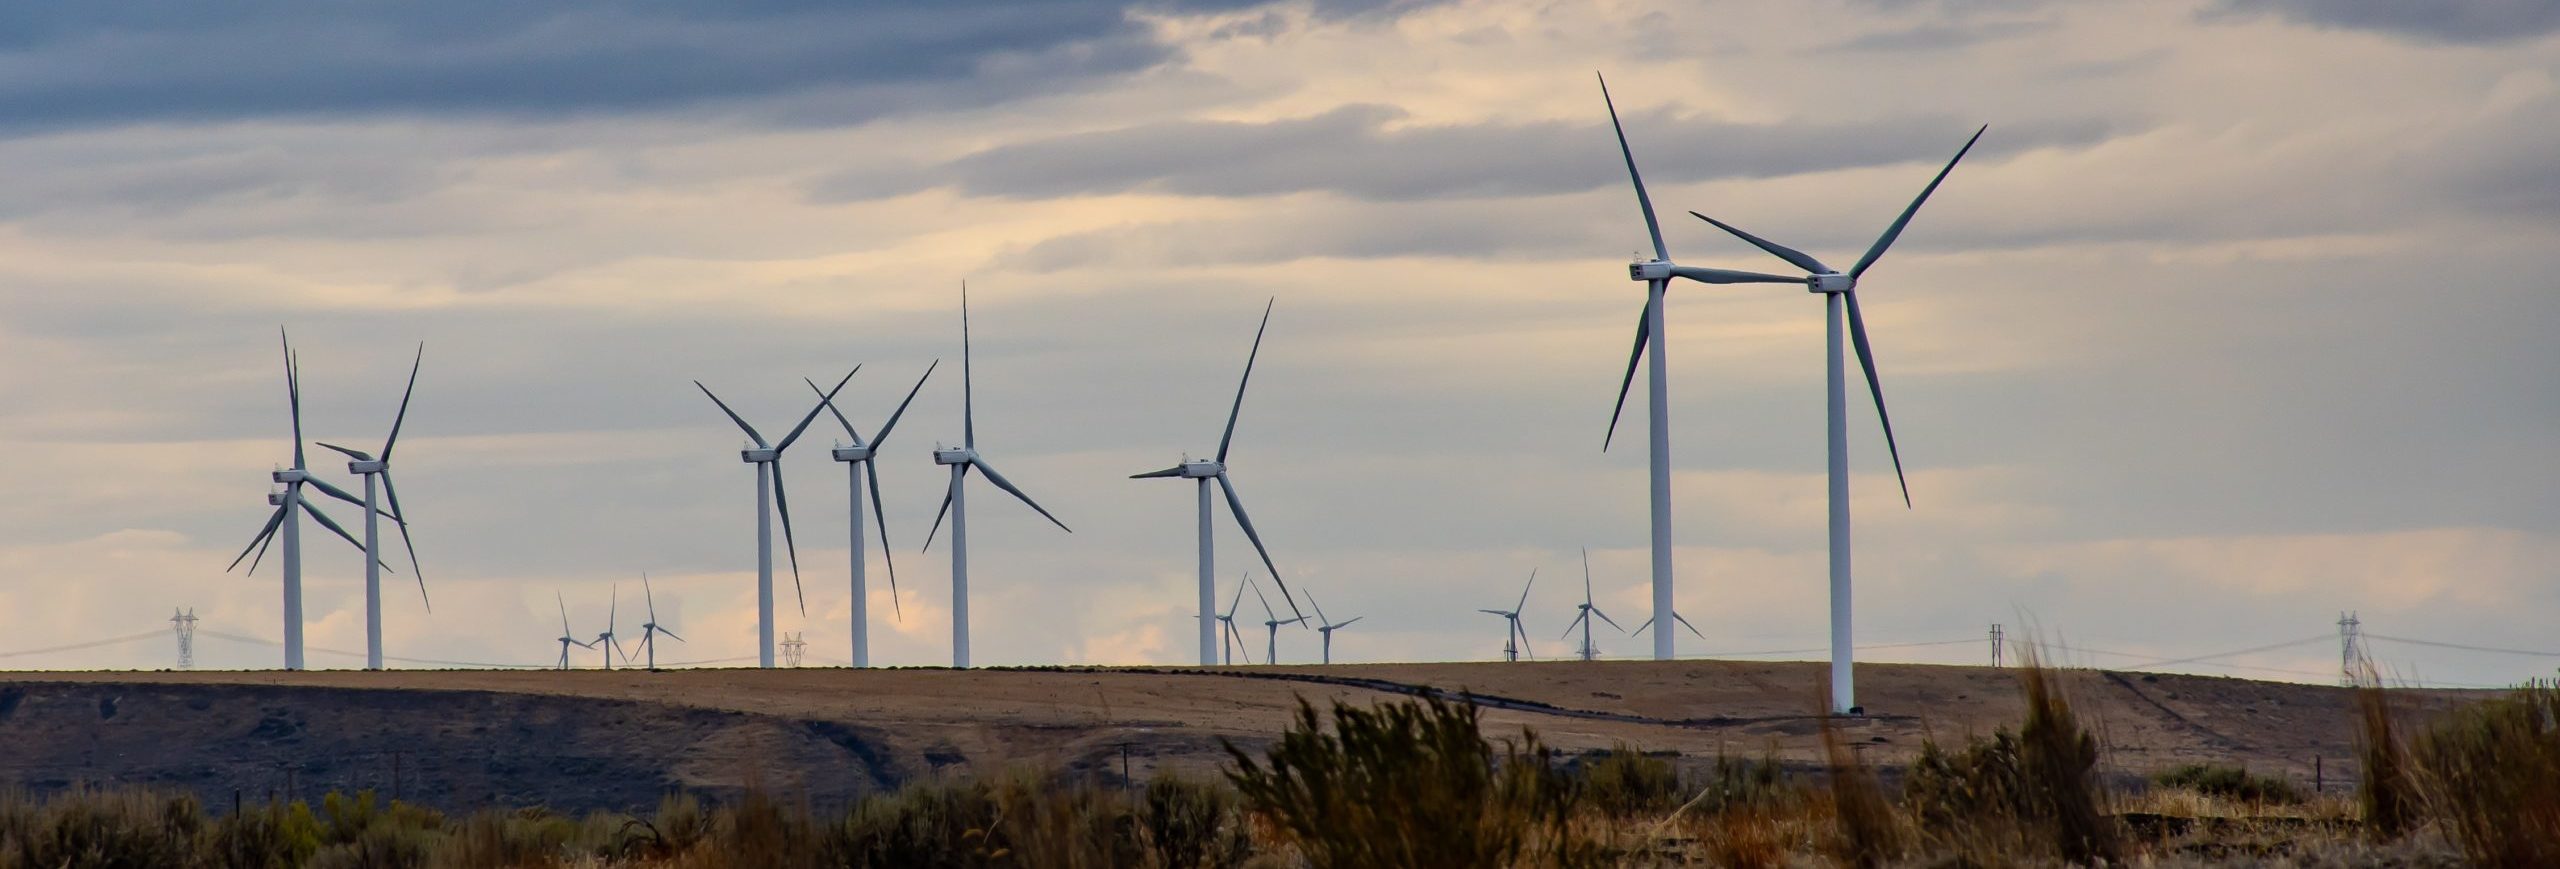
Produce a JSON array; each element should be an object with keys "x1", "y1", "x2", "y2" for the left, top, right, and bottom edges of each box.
[{"x1": 0, "y1": 661, "x2": 2490, "y2": 813}]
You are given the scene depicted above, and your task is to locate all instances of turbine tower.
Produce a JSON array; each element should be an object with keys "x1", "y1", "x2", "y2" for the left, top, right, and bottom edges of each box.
[
  {"x1": 593, "y1": 586, "x2": 629, "y2": 670},
  {"x1": 316, "y1": 343, "x2": 429, "y2": 671},
  {"x1": 1561, "y1": 548, "x2": 1623, "y2": 661},
  {"x1": 227, "y1": 329, "x2": 387, "y2": 670},
  {"x1": 1251, "y1": 577, "x2": 1305, "y2": 665},
  {"x1": 636, "y1": 573, "x2": 682, "y2": 671},
  {"x1": 923, "y1": 284, "x2": 1072, "y2": 669},
  {"x1": 1478, "y1": 569, "x2": 1537, "y2": 662},
  {"x1": 1595, "y1": 75, "x2": 1807, "y2": 662},
  {"x1": 810, "y1": 362, "x2": 937, "y2": 668},
  {"x1": 1214, "y1": 578, "x2": 1252, "y2": 665},
  {"x1": 1307, "y1": 590, "x2": 1361, "y2": 665},
  {"x1": 695, "y1": 369, "x2": 854, "y2": 668},
  {"x1": 1683, "y1": 125, "x2": 1984, "y2": 713},
  {"x1": 553, "y1": 592, "x2": 593, "y2": 670},
  {"x1": 1131, "y1": 299, "x2": 1302, "y2": 665}
]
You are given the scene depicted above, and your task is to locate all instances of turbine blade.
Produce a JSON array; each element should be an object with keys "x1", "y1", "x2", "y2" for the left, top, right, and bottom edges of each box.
[
  {"x1": 282, "y1": 328, "x2": 305, "y2": 471},
  {"x1": 1581, "y1": 547, "x2": 1593, "y2": 602},
  {"x1": 1674, "y1": 612, "x2": 1706, "y2": 640},
  {"x1": 1667, "y1": 265, "x2": 1804, "y2": 284},
  {"x1": 1129, "y1": 465, "x2": 1187, "y2": 479},
  {"x1": 1603, "y1": 298, "x2": 1650, "y2": 452},
  {"x1": 868, "y1": 463, "x2": 901, "y2": 620},
  {"x1": 1593, "y1": 608, "x2": 1624, "y2": 632},
  {"x1": 381, "y1": 343, "x2": 423, "y2": 460},
  {"x1": 301, "y1": 475, "x2": 379, "y2": 517},
  {"x1": 381, "y1": 472, "x2": 427, "y2": 611},
  {"x1": 769, "y1": 463, "x2": 806, "y2": 614},
  {"x1": 245, "y1": 517, "x2": 278, "y2": 575},
  {"x1": 1217, "y1": 298, "x2": 1274, "y2": 464},
  {"x1": 1305, "y1": 590, "x2": 1329, "y2": 628},
  {"x1": 1478, "y1": 609, "x2": 1510, "y2": 616},
  {"x1": 1631, "y1": 616, "x2": 1653, "y2": 636},
  {"x1": 1516, "y1": 567, "x2": 1537, "y2": 614},
  {"x1": 1250, "y1": 580, "x2": 1276, "y2": 622},
  {"x1": 973, "y1": 457, "x2": 1070, "y2": 533},
  {"x1": 1562, "y1": 612, "x2": 1586, "y2": 640},
  {"x1": 1851, "y1": 124, "x2": 1987, "y2": 280},
  {"x1": 660, "y1": 627, "x2": 685, "y2": 643},
  {"x1": 1334, "y1": 616, "x2": 1362, "y2": 629},
  {"x1": 1597, "y1": 72, "x2": 1668, "y2": 262},
  {"x1": 227, "y1": 505, "x2": 288, "y2": 572},
  {"x1": 694, "y1": 382, "x2": 770, "y2": 449},
  {"x1": 807, "y1": 376, "x2": 861, "y2": 442},
  {"x1": 960, "y1": 282, "x2": 975, "y2": 450},
  {"x1": 922, "y1": 467, "x2": 960, "y2": 552},
  {"x1": 1216, "y1": 473, "x2": 1299, "y2": 620},
  {"x1": 778, "y1": 367, "x2": 858, "y2": 452},
  {"x1": 298, "y1": 494, "x2": 378, "y2": 562},
  {"x1": 1843, "y1": 291, "x2": 1912, "y2": 507},
  {"x1": 315, "y1": 442, "x2": 372, "y2": 462},
  {"x1": 1687, "y1": 212, "x2": 1829, "y2": 274},
  {"x1": 871, "y1": 360, "x2": 937, "y2": 448},
  {"x1": 559, "y1": 591, "x2": 571, "y2": 635},
  {"x1": 643, "y1": 572, "x2": 657, "y2": 623},
  {"x1": 1226, "y1": 575, "x2": 1249, "y2": 619},
  {"x1": 1515, "y1": 620, "x2": 1535, "y2": 660}
]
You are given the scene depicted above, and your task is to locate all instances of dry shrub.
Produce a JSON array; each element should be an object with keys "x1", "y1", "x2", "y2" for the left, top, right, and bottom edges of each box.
[
  {"x1": 1820, "y1": 713, "x2": 1903, "y2": 868},
  {"x1": 2016, "y1": 649, "x2": 2120, "y2": 864},
  {"x1": 1225, "y1": 693, "x2": 1598, "y2": 868},
  {"x1": 1, "y1": 787, "x2": 201, "y2": 868},
  {"x1": 2412, "y1": 678, "x2": 2560, "y2": 866},
  {"x1": 1576, "y1": 745, "x2": 1685, "y2": 817},
  {"x1": 1136, "y1": 774, "x2": 1252, "y2": 868},
  {"x1": 2152, "y1": 763, "x2": 2305, "y2": 806},
  {"x1": 1901, "y1": 650, "x2": 2121, "y2": 864},
  {"x1": 2354, "y1": 678, "x2": 2420, "y2": 839}
]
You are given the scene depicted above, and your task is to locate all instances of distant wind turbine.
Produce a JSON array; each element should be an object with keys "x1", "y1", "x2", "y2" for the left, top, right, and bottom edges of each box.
[
  {"x1": 1131, "y1": 299, "x2": 1302, "y2": 666},
  {"x1": 1307, "y1": 590, "x2": 1362, "y2": 665},
  {"x1": 1215, "y1": 577, "x2": 1252, "y2": 665},
  {"x1": 1684, "y1": 125, "x2": 1985, "y2": 713},
  {"x1": 810, "y1": 361, "x2": 937, "y2": 668},
  {"x1": 316, "y1": 343, "x2": 428, "y2": 671},
  {"x1": 1252, "y1": 576, "x2": 1305, "y2": 665},
  {"x1": 226, "y1": 329, "x2": 388, "y2": 670},
  {"x1": 593, "y1": 585, "x2": 629, "y2": 670},
  {"x1": 553, "y1": 592, "x2": 593, "y2": 670},
  {"x1": 1561, "y1": 548, "x2": 1623, "y2": 662},
  {"x1": 636, "y1": 573, "x2": 681, "y2": 671},
  {"x1": 1478, "y1": 569, "x2": 1538, "y2": 662},
  {"x1": 696, "y1": 369, "x2": 855, "y2": 669},
  {"x1": 924, "y1": 284, "x2": 1072, "y2": 669}
]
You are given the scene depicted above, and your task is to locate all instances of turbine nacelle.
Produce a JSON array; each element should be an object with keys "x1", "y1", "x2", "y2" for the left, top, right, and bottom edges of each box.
[
  {"x1": 266, "y1": 491, "x2": 287, "y2": 506},
  {"x1": 739, "y1": 448, "x2": 780, "y2": 463},
  {"x1": 348, "y1": 459, "x2": 386, "y2": 474},
  {"x1": 830, "y1": 444, "x2": 874, "y2": 462},
  {"x1": 272, "y1": 468, "x2": 309, "y2": 484},
  {"x1": 1628, "y1": 259, "x2": 1673, "y2": 281},
  {"x1": 934, "y1": 447, "x2": 976, "y2": 466},
  {"x1": 1809, "y1": 272, "x2": 1854, "y2": 294},
  {"x1": 1177, "y1": 460, "x2": 1223, "y2": 478}
]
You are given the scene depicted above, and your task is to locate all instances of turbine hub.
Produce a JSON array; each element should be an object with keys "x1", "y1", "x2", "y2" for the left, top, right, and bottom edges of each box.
[
  {"x1": 1809, "y1": 272, "x2": 1854, "y2": 294},
  {"x1": 933, "y1": 447, "x2": 974, "y2": 465},
  {"x1": 348, "y1": 460, "x2": 386, "y2": 474},
  {"x1": 740, "y1": 448, "x2": 780, "y2": 463},
  {"x1": 1628, "y1": 259, "x2": 1674, "y2": 281},
  {"x1": 831, "y1": 445, "x2": 874, "y2": 462},
  {"x1": 1179, "y1": 460, "x2": 1224, "y2": 478},
  {"x1": 272, "y1": 468, "x2": 309, "y2": 484}
]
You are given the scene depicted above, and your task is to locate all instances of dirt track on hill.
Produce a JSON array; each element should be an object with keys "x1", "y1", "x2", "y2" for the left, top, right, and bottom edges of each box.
[{"x1": 0, "y1": 661, "x2": 2489, "y2": 813}]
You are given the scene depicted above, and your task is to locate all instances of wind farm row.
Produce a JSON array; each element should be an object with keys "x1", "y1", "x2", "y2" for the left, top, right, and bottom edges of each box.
[{"x1": 211, "y1": 75, "x2": 1982, "y2": 713}]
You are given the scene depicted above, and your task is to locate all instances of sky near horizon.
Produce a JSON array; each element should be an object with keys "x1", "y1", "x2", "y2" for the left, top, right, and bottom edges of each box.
[{"x1": 0, "y1": 0, "x2": 2552, "y2": 686}]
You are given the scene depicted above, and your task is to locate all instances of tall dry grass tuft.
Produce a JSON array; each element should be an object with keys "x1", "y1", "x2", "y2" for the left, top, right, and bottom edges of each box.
[
  {"x1": 1818, "y1": 703, "x2": 1903, "y2": 867},
  {"x1": 2015, "y1": 645, "x2": 2120, "y2": 864},
  {"x1": 2411, "y1": 678, "x2": 2560, "y2": 866},
  {"x1": 2352, "y1": 671, "x2": 2420, "y2": 840}
]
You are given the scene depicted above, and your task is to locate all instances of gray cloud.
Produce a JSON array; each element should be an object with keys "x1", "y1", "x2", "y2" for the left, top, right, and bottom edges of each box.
[{"x1": 2208, "y1": 0, "x2": 2560, "y2": 44}]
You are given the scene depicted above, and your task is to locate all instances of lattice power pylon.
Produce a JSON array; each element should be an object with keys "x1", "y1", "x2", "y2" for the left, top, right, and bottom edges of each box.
[
  {"x1": 170, "y1": 608, "x2": 198, "y2": 670},
  {"x1": 780, "y1": 632, "x2": 806, "y2": 668}
]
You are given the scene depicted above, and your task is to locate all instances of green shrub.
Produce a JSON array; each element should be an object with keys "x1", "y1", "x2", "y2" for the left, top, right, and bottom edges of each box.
[
  {"x1": 205, "y1": 799, "x2": 324, "y2": 868},
  {"x1": 7, "y1": 788, "x2": 199, "y2": 869},
  {"x1": 2413, "y1": 678, "x2": 2560, "y2": 866},
  {"x1": 1576, "y1": 746, "x2": 1684, "y2": 817},
  {"x1": 823, "y1": 779, "x2": 1004, "y2": 867},
  {"x1": 2153, "y1": 763, "x2": 2305, "y2": 805},
  {"x1": 1136, "y1": 774, "x2": 1250, "y2": 869}
]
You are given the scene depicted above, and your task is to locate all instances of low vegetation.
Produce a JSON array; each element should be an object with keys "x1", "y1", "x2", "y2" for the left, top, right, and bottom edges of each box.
[{"x1": 1, "y1": 665, "x2": 2550, "y2": 866}]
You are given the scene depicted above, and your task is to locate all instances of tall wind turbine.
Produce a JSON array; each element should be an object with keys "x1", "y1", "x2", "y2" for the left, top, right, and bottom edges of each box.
[
  {"x1": 810, "y1": 362, "x2": 937, "y2": 668},
  {"x1": 1594, "y1": 74, "x2": 1807, "y2": 662},
  {"x1": 1562, "y1": 548, "x2": 1623, "y2": 662},
  {"x1": 226, "y1": 329, "x2": 386, "y2": 670},
  {"x1": 923, "y1": 285, "x2": 1072, "y2": 669},
  {"x1": 696, "y1": 370, "x2": 855, "y2": 669},
  {"x1": 593, "y1": 586, "x2": 629, "y2": 670},
  {"x1": 316, "y1": 343, "x2": 428, "y2": 671},
  {"x1": 1131, "y1": 299, "x2": 1302, "y2": 665},
  {"x1": 1251, "y1": 577, "x2": 1305, "y2": 665},
  {"x1": 553, "y1": 592, "x2": 593, "y2": 670},
  {"x1": 1215, "y1": 578, "x2": 1251, "y2": 665},
  {"x1": 1683, "y1": 125, "x2": 1984, "y2": 713},
  {"x1": 1307, "y1": 590, "x2": 1361, "y2": 665},
  {"x1": 636, "y1": 573, "x2": 682, "y2": 671},
  {"x1": 1477, "y1": 569, "x2": 1538, "y2": 662}
]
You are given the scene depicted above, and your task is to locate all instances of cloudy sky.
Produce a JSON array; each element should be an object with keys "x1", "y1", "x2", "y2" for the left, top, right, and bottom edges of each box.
[{"x1": 0, "y1": 0, "x2": 2552, "y2": 686}]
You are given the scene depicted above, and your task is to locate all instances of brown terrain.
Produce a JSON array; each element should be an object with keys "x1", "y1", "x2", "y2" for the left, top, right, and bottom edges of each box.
[{"x1": 0, "y1": 661, "x2": 2490, "y2": 814}]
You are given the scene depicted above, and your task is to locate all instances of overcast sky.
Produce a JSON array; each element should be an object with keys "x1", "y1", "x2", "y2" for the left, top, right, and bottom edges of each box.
[{"x1": 0, "y1": 0, "x2": 2552, "y2": 686}]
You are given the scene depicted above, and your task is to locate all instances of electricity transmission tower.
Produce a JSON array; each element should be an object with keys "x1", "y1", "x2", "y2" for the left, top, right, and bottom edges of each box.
[
  {"x1": 2338, "y1": 611, "x2": 2362, "y2": 686},
  {"x1": 170, "y1": 608, "x2": 198, "y2": 670},
  {"x1": 780, "y1": 632, "x2": 806, "y2": 668},
  {"x1": 1989, "y1": 623, "x2": 2004, "y2": 668}
]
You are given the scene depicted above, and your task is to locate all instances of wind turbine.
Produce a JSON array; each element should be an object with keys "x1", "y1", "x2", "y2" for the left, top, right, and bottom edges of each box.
[
  {"x1": 636, "y1": 573, "x2": 682, "y2": 671},
  {"x1": 1594, "y1": 74, "x2": 1806, "y2": 663},
  {"x1": 1214, "y1": 576, "x2": 1252, "y2": 665},
  {"x1": 923, "y1": 284, "x2": 1072, "y2": 669},
  {"x1": 695, "y1": 369, "x2": 855, "y2": 669},
  {"x1": 593, "y1": 586, "x2": 630, "y2": 670},
  {"x1": 809, "y1": 361, "x2": 937, "y2": 668},
  {"x1": 1307, "y1": 590, "x2": 1362, "y2": 665},
  {"x1": 1683, "y1": 126, "x2": 1984, "y2": 713},
  {"x1": 553, "y1": 592, "x2": 593, "y2": 670},
  {"x1": 226, "y1": 329, "x2": 387, "y2": 670},
  {"x1": 1477, "y1": 569, "x2": 1538, "y2": 662},
  {"x1": 316, "y1": 343, "x2": 427, "y2": 671},
  {"x1": 1562, "y1": 547, "x2": 1623, "y2": 662},
  {"x1": 1131, "y1": 299, "x2": 1302, "y2": 665},
  {"x1": 1252, "y1": 577, "x2": 1305, "y2": 665}
]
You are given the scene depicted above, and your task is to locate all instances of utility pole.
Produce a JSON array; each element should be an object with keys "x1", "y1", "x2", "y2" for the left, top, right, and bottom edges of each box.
[
  {"x1": 1989, "y1": 623, "x2": 2004, "y2": 668},
  {"x1": 2338, "y1": 611, "x2": 2362, "y2": 686},
  {"x1": 781, "y1": 632, "x2": 806, "y2": 668},
  {"x1": 170, "y1": 608, "x2": 198, "y2": 670}
]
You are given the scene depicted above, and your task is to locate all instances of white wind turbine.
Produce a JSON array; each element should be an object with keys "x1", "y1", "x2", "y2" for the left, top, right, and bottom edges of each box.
[
  {"x1": 923, "y1": 285, "x2": 1071, "y2": 669},
  {"x1": 593, "y1": 585, "x2": 630, "y2": 670},
  {"x1": 1307, "y1": 590, "x2": 1361, "y2": 665},
  {"x1": 635, "y1": 573, "x2": 682, "y2": 671},
  {"x1": 1131, "y1": 299, "x2": 1302, "y2": 665},
  {"x1": 1561, "y1": 547, "x2": 1623, "y2": 662},
  {"x1": 553, "y1": 592, "x2": 593, "y2": 670},
  {"x1": 809, "y1": 362, "x2": 937, "y2": 668},
  {"x1": 1215, "y1": 578, "x2": 1252, "y2": 665},
  {"x1": 695, "y1": 369, "x2": 855, "y2": 669},
  {"x1": 1478, "y1": 569, "x2": 1538, "y2": 662},
  {"x1": 1593, "y1": 74, "x2": 1808, "y2": 662},
  {"x1": 1683, "y1": 125, "x2": 1985, "y2": 713},
  {"x1": 316, "y1": 343, "x2": 427, "y2": 671},
  {"x1": 226, "y1": 329, "x2": 389, "y2": 670},
  {"x1": 1251, "y1": 577, "x2": 1305, "y2": 665}
]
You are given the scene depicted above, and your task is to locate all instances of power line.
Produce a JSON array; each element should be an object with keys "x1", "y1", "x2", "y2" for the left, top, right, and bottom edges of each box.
[
  {"x1": 0, "y1": 629, "x2": 169, "y2": 659},
  {"x1": 2365, "y1": 633, "x2": 2560, "y2": 659}
]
